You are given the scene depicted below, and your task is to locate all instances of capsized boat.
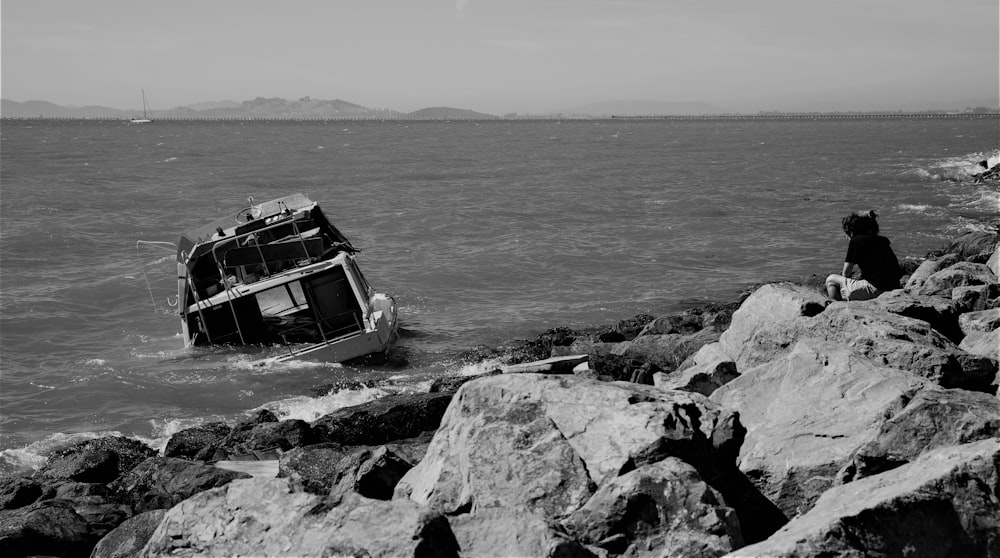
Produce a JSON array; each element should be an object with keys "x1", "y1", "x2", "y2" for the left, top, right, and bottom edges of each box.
[{"x1": 176, "y1": 194, "x2": 398, "y2": 363}]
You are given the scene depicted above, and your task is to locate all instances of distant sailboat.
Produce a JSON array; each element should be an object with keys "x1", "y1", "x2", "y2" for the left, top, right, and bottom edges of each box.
[{"x1": 130, "y1": 90, "x2": 153, "y2": 123}]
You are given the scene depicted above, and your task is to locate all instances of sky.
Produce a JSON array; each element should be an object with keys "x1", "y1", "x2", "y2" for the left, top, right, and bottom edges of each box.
[{"x1": 2, "y1": 0, "x2": 998, "y2": 114}]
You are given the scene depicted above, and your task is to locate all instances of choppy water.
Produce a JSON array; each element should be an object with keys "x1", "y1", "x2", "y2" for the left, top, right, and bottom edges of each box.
[{"x1": 1, "y1": 117, "x2": 997, "y2": 472}]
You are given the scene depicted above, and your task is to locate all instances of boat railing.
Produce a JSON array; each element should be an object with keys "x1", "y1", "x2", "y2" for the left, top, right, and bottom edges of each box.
[
  {"x1": 275, "y1": 310, "x2": 366, "y2": 358},
  {"x1": 203, "y1": 217, "x2": 319, "y2": 346}
]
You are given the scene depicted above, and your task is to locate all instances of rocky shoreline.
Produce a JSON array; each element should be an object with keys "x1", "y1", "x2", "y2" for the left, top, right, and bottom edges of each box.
[{"x1": 2, "y1": 228, "x2": 998, "y2": 557}]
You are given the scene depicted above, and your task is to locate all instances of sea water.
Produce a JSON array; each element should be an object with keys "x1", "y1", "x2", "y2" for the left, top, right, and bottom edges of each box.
[{"x1": 1, "y1": 117, "x2": 997, "y2": 472}]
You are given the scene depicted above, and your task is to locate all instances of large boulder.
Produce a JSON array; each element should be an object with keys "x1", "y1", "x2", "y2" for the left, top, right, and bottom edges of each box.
[
  {"x1": 35, "y1": 436, "x2": 156, "y2": 484},
  {"x1": 866, "y1": 289, "x2": 961, "y2": 343},
  {"x1": 729, "y1": 298, "x2": 996, "y2": 392},
  {"x1": 727, "y1": 439, "x2": 1000, "y2": 558},
  {"x1": 842, "y1": 387, "x2": 1000, "y2": 482},
  {"x1": 613, "y1": 329, "x2": 721, "y2": 373},
  {"x1": 0, "y1": 477, "x2": 42, "y2": 510},
  {"x1": 329, "y1": 445, "x2": 421, "y2": 501},
  {"x1": 163, "y1": 422, "x2": 231, "y2": 460},
  {"x1": 395, "y1": 374, "x2": 785, "y2": 544},
  {"x1": 716, "y1": 283, "x2": 829, "y2": 365},
  {"x1": 653, "y1": 360, "x2": 739, "y2": 396},
  {"x1": 710, "y1": 340, "x2": 933, "y2": 517},
  {"x1": 0, "y1": 499, "x2": 101, "y2": 558},
  {"x1": 960, "y1": 329, "x2": 1000, "y2": 361},
  {"x1": 90, "y1": 509, "x2": 165, "y2": 558},
  {"x1": 109, "y1": 456, "x2": 250, "y2": 514},
  {"x1": 916, "y1": 261, "x2": 998, "y2": 297},
  {"x1": 139, "y1": 478, "x2": 460, "y2": 558},
  {"x1": 277, "y1": 442, "x2": 355, "y2": 494},
  {"x1": 312, "y1": 392, "x2": 453, "y2": 446},
  {"x1": 562, "y1": 457, "x2": 743, "y2": 557},
  {"x1": 449, "y1": 508, "x2": 600, "y2": 558}
]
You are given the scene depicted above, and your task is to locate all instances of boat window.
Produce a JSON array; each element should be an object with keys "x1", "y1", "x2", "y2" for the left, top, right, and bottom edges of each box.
[{"x1": 256, "y1": 282, "x2": 308, "y2": 317}]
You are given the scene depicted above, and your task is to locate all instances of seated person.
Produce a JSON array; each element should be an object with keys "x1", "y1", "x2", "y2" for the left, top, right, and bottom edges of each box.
[{"x1": 825, "y1": 210, "x2": 902, "y2": 301}]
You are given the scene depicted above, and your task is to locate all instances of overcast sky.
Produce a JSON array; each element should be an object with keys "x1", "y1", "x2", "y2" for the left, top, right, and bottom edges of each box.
[{"x1": 2, "y1": 0, "x2": 998, "y2": 114}]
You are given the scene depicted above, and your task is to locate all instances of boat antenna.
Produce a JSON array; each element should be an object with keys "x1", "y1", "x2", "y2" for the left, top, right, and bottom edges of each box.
[{"x1": 136, "y1": 240, "x2": 178, "y2": 311}]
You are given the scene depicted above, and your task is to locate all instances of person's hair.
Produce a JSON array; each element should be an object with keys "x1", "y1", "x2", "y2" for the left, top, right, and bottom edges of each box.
[{"x1": 842, "y1": 210, "x2": 880, "y2": 236}]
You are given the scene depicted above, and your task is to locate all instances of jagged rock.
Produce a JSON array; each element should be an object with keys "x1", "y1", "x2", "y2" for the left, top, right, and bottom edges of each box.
[
  {"x1": 450, "y1": 507, "x2": 600, "y2": 558},
  {"x1": 428, "y1": 369, "x2": 502, "y2": 394},
  {"x1": 612, "y1": 329, "x2": 721, "y2": 373},
  {"x1": 710, "y1": 340, "x2": 934, "y2": 518},
  {"x1": 942, "y1": 230, "x2": 999, "y2": 263},
  {"x1": 312, "y1": 392, "x2": 453, "y2": 446},
  {"x1": 959, "y1": 307, "x2": 1000, "y2": 336},
  {"x1": 903, "y1": 258, "x2": 944, "y2": 291},
  {"x1": 960, "y1": 329, "x2": 1000, "y2": 361},
  {"x1": 728, "y1": 297, "x2": 996, "y2": 392},
  {"x1": 329, "y1": 445, "x2": 421, "y2": 501},
  {"x1": 277, "y1": 442, "x2": 354, "y2": 494},
  {"x1": 109, "y1": 456, "x2": 250, "y2": 514},
  {"x1": 716, "y1": 283, "x2": 829, "y2": 367},
  {"x1": 866, "y1": 289, "x2": 962, "y2": 343},
  {"x1": 917, "y1": 261, "x2": 997, "y2": 297},
  {"x1": 841, "y1": 387, "x2": 1000, "y2": 482},
  {"x1": 989, "y1": 243, "x2": 1000, "y2": 276},
  {"x1": 243, "y1": 418, "x2": 316, "y2": 453},
  {"x1": 0, "y1": 477, "x2": 41, "y2": 510},
  {"x1": 395, "y1": 374, "x2": 784, "y2": 544},
  {"x1": 727, "y1": 439, "x2": 1000, "y2": 558},
  {"x1": 162, "y1": 422, "x2": 231, "y2": 460},
  {"x1": 0, "y1": 499, "x2": 100, "y2": 558},
  {"x1": 562, "y1": 458, "x2": 743, "y2": 557},
  {"x1": 193, "y1": 409, "x2": 278, "y2": 461},
  {"x1": 952, "y1": 283, "x2": 1000, "y2": 313},
  {"x1": 653, "y1": 360, "x2": 739, "y2": 396},
  {"x1": 139, "y1": 478, "x2": 460, "y2": 558},
  {"x1": 45, "y1": 482, "x2": 130, "y2": 543},
  {"x1": 90, "y1": 509, "x2": 165, "y2": 558},
  {"x1": 35, "y1": 437, "x2": 156, "y2": 484}
]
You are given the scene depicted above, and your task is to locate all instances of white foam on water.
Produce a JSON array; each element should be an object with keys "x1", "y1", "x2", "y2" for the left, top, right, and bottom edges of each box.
[
  {"x1": 260, "y1": 384, "x2": 399, "y2": 423},
  {"x1": 0, "y1": 430, "x2": 125, "y2": 473}
]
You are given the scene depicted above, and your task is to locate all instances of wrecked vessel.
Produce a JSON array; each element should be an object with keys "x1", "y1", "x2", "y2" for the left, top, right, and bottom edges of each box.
[{"x1": 176, "y1": 194, "x2": 397, "y2": 363}]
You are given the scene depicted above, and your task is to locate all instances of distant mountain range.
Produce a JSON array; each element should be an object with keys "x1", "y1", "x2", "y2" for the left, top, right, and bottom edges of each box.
[{"x1": 2, "y1": 96, "x2": 997, "y2": 120}]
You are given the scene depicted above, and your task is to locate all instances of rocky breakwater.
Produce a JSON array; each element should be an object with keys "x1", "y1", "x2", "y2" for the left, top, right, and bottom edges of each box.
[{"x1": 1, "y1": 230, "x2": 998, "y2": 557}]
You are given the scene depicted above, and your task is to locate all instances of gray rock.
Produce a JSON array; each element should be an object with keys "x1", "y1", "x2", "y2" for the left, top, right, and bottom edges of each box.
[
  {"x1": 0, "y1": 477, "x2": 41, "y2": 510},
  {"x1": 36, "y1": 437, "x2": 156, "y2": 484},
  {"x1": 312, "y1": 392, "x2": 453, "y2": 446},
  {"x1": 951, "y1": 283, "x2": 1000, "y2": 313},
  {"x1": 959, "y1": 307, "x2": 1000, "y2": 335},
  {"x1": 0, "y1": 499, "x2": 99, "y2": 558},
  {"x1": 959, "y1": 329, "x2": 1000, "y2": 361},
  {"x1": 89, "y1": 509, "x2": 165, "y2": 558},
  {"x1": 109, "y1": 456, "x2": 250, "y2": 514},
  {"x1": 727, "y1": 439, "x2": 1000, "y2": 558},
  {"x1": 451, "y1": 508, "x2": 600, "y2": 558},
  {"x1": 711, "y1": 340, "x2": 933, "y2": 518},
  {"x1": 917, "y1": 261, "x2": 998, "y2": 297},
  {"x1": 139, "y1": 478, "x2": 459, "y2": 558},
  {"x1": 563, "y1": 458, "x2": 743, "y2": 557},
  {"x1": 162, "y1": 422, "x2": 231, "y2": 460},
  {"x1": 653, "y1": 360, "x2": 739, "y2": 396}
]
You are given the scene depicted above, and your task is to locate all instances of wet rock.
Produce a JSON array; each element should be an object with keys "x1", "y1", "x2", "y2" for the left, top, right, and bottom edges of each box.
[
  {"x1": 163, "y1": 422, "x2": 231, "y2": 460},
  {"x1": 312, "y1": 392, "x2": 453, "y2": 446},
  {"x1": 277, "y1": 443, "x2": 354, "y2": 495},
  {"x1": 0, "y1": 477, "x2": 42, "y2": 510},
  {"x1": 562, "y1": 458, "x2": 742, "y2": 557},
  {"x1": 90, "y1": 509, "x2": 165, "y2": 558},
  {"x1": 0, "y1": 499, "x2": 100, "y2": 558},
  {"x1": 35, "y1": 436, "x2": 156, "y2": 484},
  {"x1": 428, "y1": 369, "x2": 502, "y2": 394},
  {"x1": 613, "y1": 328, "x2": 720, "y2": 373},
  {"x1": 729, "y1": 439, "x2": 1000, "y2": 558},
  {"x1": 109, "y1": 456, "x2": 250, "y2": 514},
  {"x1": 139, "y1": 479, "x2": 460, "y2": 558}
]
